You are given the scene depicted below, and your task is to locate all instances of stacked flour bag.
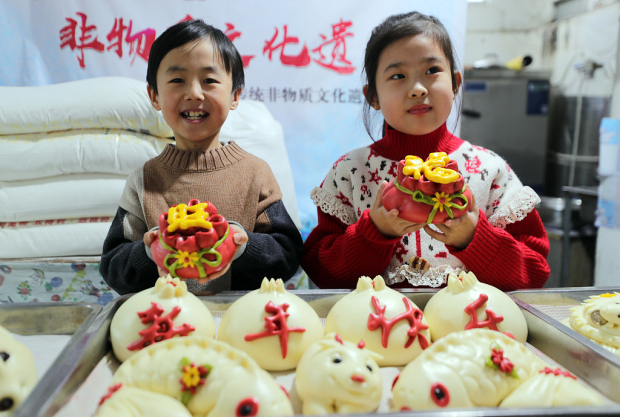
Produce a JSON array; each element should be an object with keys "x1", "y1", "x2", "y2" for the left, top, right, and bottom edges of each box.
[{"x1": 0, "y1": 77, "x2": 174, "y2": 258}]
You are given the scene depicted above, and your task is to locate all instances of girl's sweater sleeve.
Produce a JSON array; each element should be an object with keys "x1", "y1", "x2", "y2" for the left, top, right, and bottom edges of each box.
[
  {"x1": 301, "y1": 208, "x2": 400, "y2": 288},
  {"x1": 448, "y1": 208, "x2": 550, "y2": 291}
]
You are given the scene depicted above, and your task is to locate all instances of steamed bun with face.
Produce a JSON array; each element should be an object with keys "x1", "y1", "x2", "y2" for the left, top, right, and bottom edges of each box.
[{"x1": 0, "y1": 325, "x2": 38, "y2": 416}]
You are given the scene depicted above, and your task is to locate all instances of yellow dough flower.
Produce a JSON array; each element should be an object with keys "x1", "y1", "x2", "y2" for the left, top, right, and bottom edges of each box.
[
  {"x1": 181, "y1": 365, "x2": 202, "y2": 388},
  {"x1": 175, "y1": 250, "x2": 200, "y2": 268},
  {"x1": 432, "y1": 192, "x2": 452, "y2": 212}
]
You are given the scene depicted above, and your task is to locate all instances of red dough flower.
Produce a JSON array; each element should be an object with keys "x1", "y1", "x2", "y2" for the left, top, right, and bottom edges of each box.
[
  {"x1": 381, "y1": 153, "x2": 472, "y2": 224},
  {"x1": 150, "y1": 199, "x2": 236, "y2": 279}
]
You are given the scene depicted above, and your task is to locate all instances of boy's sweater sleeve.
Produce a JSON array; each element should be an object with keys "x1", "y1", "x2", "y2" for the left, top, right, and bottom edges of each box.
[
  {"x1": 300, "y1": 208, "x2": 400, "y2": 289},
  {"x1": 231, "y1": 200, "x2": 304, "y2": 290},
  {"x1": 99, "y1": 207, "x2": 159, "y2": 295},
  {"x1": 447, "y1": 208, "x2": 550, "y2": 291}
]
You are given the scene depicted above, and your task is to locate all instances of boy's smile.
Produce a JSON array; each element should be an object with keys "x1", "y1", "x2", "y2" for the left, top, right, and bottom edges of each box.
[{"x1": 148, "y1": 39, "x2": 240, "y2": 152}]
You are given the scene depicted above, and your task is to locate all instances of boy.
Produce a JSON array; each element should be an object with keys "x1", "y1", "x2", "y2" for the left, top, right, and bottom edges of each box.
[{"x1": 100, "y1": 19, "x2": 303, "y2": 294}]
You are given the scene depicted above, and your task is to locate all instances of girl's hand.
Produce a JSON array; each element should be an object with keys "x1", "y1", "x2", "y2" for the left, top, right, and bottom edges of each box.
[
  {"x1": 369, "y1": 181, "x2": 425, "y2": 238},
  {"x1": 195, "y1": 224, "x2": 248, "y2": 284},
  {"x1": 423, "y1": 194, "x2": 479, "y2": 249}
]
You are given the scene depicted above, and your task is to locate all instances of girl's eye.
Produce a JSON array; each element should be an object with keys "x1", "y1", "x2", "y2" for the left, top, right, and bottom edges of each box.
[
  {"x1": 204, "y1": 78, "x2": 217, "y2": 84},
  {"x1": 430, "y1": 382, "x2": 450, "y2": 407},
  {"x1": 170, "y1": 78, "x2": 183, "y2": 83},
  {"x1": 235, "y1": 398, "x2": 259, "y2": 416},
  {"x1": 390, "y1": 74, "x2": 405, "y2": 80},
  {"x1": 426, "y1": 66, "x2": 440, "y2": 75}
]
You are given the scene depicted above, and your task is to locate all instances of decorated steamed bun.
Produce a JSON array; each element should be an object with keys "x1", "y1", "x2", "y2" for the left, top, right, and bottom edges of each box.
[
  {"x1": 106, "y1": 335, "x2": 293, "y2": 416},
  {"x1": 381, "y1": 152, "x2": 472, "y2": 224},
  {"x1": 499, "y1": 367, "x2": 606, "y2": 407},
  {"x1": 0, "y1": 325, "x2": 38, "y2": 417},
  {"x1": 217, "y1": 278, "x2": 324, "y2": 371},
  {"x1": 110, "y1": 275, "x2": 216, "y2": 362},
  {"x1": 391, "y1": 329, "x2": 546, "y2": 411},
  {"x1": 423, "y1": 271, "x2": 528, "y2": 343},
  {"x1": 150, "y1": 199, "x2": 236, "y2": 280},
  {"x1": 324, "y1": 276, "x2": 430, "y2": 366},
  {"x1": 295, "y1": 333, "x2": 383, "y2": 415},
  {"x1": 94, "y1": 384, "x2": 193, "y2": 417},
  {"x1": 563, "y1": 292, "x2": 620, "y2": 355}
]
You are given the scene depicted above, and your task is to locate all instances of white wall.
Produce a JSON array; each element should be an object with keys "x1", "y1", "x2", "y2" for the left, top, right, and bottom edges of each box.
[{"x1": 464, "y1": 0, "x2": 554, "y2": 69}]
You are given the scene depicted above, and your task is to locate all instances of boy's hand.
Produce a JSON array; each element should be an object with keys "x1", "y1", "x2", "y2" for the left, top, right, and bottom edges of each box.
[
  {"x1": 423, "y1": 194, "x2": 479, "y2": 249},
  {"x1": 195, "y1": 224, "x2": 248, "y2": 284},
  {"x1": 369, "y1": 181, "x2": 425, "y2": 238},
  {"x1": 143, "y1": 230, "x2": 158, "y2": 247}
]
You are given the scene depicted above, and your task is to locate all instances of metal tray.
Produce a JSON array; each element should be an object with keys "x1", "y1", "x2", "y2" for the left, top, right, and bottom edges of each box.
[
  {"x1": 508, "y1": 287, "x2": 620, "y2": 403},
  {"x1": 0, "y1": 302, "x2": 102, "y2": 417},
  {"x1": 23, "y1": 289, "x2": 620, "y2": 417}
]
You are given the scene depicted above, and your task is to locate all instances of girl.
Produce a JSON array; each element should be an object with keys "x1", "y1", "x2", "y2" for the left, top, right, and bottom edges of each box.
[{"x1": 301, "y1": 12, "x2": 550, "y2": 291}]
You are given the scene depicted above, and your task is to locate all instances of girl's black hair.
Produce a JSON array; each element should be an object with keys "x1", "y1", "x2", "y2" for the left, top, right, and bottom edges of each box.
[
  {"x1": 146, "y1": 19, "x2": 245, "y2": 95},
  {"x1": 362, "y1": 12, "x2": 461, "y2": 139}
]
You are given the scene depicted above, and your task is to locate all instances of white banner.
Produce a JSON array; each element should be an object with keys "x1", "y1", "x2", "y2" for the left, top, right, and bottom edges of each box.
[{"x1": 0, "y1": 0, "x2": 467, "y2": 234}]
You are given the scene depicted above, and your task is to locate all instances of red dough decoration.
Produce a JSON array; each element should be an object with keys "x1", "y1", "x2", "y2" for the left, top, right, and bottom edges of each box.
[
  {"x1": 99, "y1": 383, "x2": 123, "y2": 406},
  {"x1": 244, "y1": 301, "x2": 306, "y2": 359},
  {"x1": 540, "y1": 367, "x2": 577, "y2": 380},
  {"x1": 485, "y1": 343, "x2": 518, "y2": 378},
  {"x1": 367, "y1": 296, "x2": 429, "y2": 350},
  {"x1": 381, "y1": 152, "x2": 472, "y2": 224},
  {"x1": 464, "y1": 293, "x2": 504, "y2": 331},
  {"x1": 150, "y1": 199, "x2": 236, "y2": 279},
  {"x1": 126, "y1": 302, "x2": 195, "y2": 351}
]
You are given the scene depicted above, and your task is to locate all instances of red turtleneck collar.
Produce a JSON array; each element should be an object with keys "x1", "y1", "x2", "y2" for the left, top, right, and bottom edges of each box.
[{"x1": 369, "y1": 122, "x2": 464, "y2": 161}]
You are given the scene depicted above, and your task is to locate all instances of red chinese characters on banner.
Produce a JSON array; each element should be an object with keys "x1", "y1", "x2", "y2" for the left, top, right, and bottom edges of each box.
[
  {"x1": 60, "y1": 12, "x2": 105, "y2": 68},
  {"x1": 263, "y1": 19, "x2": 356, "y2": 74},
  {"x1": 60, "y1": 12, "x2": 155, "y2": 69},
  {"x1": 224, "y1": 23, "x2": 255, "y2": 68},
  {"x1": 312, "y1": 19, "x2": 355, "y2": 74},
  {"x1": 263, "y1": 25, "x2": 312, "y2": 67}
]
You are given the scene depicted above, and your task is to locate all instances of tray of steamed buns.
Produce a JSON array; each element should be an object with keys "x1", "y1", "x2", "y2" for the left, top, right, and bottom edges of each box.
[
  {"x1": 13, "y1": 273, "x2": 620, "y2": 417},
  {"x1": 0, "y1": 302, "x2": 101, "y2": 417}
]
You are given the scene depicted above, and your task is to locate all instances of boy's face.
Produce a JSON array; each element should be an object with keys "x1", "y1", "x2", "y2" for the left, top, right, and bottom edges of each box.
[{"x1": 148, "y1": 38, "x2": 240, "y2": 151}]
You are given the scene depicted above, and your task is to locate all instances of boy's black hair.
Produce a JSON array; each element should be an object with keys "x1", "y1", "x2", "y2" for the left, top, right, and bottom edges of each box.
[
  {"x1": 362, "y1": 12, "x2": 461, "y2": 139},
  {"x1": 146, "y1": 19, "x2": 245, "y2": 95}
]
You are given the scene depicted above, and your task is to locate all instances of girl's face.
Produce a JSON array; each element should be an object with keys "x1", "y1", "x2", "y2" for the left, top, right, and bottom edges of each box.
[
  {"x1": 370, "y1": 35, "x2": 459, "y2": 136},
  {"x1": 148, "y1": 39, "x2": 240, "y2": 152}
]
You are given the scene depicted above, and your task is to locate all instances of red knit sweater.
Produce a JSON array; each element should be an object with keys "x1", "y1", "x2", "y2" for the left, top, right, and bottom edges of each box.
[{"x1": 301, "y1": 125, "x2": 550, "y2": 292}]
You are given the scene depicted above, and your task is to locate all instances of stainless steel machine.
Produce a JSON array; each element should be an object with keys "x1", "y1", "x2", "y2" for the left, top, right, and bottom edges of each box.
[{"x1": 460, "y1": 68, "x2": 551, "y2": 194}]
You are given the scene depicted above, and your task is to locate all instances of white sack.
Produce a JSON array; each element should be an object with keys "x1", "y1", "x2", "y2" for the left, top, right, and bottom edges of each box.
[
  {"x1": 0, "y1": 129, "x2": 173, "y2": 181},
  {"x1": 0, "y1": 76, "x2": 173, "y2": 137},
  {"x1": 221, "y1": 100, "x2": 301, "y2": 229},
  {"x1": 0, "y1": 174, "x2": 127, "y2": 222},
  {"x1": 0, "y1": 219, "x2": 112, "y2": 258}
]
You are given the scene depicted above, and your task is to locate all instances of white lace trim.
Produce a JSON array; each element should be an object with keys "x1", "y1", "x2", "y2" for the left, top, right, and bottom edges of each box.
[
  {"x1": 384, "y1": 263, "x2": 464, "y2": 287},
  {"x1": 487, "y1": 186, "x2": 541, "y2": 230},
  {"x1": 310, "y1": 187, "x2": 357, "y2": 226}
]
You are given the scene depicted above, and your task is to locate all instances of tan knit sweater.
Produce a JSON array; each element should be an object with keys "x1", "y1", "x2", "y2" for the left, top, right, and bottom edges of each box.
[
  {"x1": 103, "y1": 141, "x2": 302, "y2": 294},
  {"x1": 121, "y1": 142, "x2": 282, "y2": 233}
]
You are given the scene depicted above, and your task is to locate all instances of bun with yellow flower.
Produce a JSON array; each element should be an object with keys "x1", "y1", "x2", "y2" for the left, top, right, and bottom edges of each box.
[
  {"x1": 150, "y1": 199, "x2": 236, "y2": 280},
  {"x1": 381, "y1": 152, "x2": 472, "y2": 224}
]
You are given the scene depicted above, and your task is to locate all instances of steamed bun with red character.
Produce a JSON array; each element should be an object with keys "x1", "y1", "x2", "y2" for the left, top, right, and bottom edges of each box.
[
  {"x1": 218, "y1": 278, "x2": 324, "y2": 371},
  {"x1": 324, "y1": 275, "x2": 430, "y2": 366},
  {"x1": 110, "y1": 275, "x2": 216, "y2": 362}
]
